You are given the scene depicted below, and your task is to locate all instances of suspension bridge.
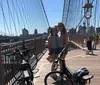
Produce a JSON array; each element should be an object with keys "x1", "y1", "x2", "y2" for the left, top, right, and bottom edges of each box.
[{"x1": 0, "y1": 0, "x2": 100, "y2": 85}]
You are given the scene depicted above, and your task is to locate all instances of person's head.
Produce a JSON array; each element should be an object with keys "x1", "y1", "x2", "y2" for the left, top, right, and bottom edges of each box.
[
  {"x1": 50, "y1": 26, "x2": 57, "y2": 35},
  {"x1": 58, "y1": 22, "x2": 66, "y2": 34},
  {"x1": 88, "y1": 36, "x2": 92, "y2": 40},
  {"x1": 84, "y1": 37, "x2": 87, "y2": 39}
]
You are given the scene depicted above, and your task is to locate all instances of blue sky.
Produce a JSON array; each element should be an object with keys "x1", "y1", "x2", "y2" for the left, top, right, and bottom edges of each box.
[
  {"x1": 0, "y1": 0, "x2": 64, "y2": 36},
  {"x1": 42, "y1": 0, "x2": 64, "y2": 27},
  {"x1": 0, "y1": 0, "x2": 100, "y2": 35},
  {"x1": 0, "y1": 0, "x2": 50, "y2": 35}
]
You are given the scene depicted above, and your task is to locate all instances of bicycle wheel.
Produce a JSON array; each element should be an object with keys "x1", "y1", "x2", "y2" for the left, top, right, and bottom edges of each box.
[
  {"x1": 44, "y1": 71, "x2": 73, "y2": 85},
  {"x1": 26, "y1": 79, "x2": 33, "y2": 85}
]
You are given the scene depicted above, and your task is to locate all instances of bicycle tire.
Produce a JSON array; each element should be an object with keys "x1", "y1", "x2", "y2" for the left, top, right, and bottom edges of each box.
[
  {"x1": 44, "y1": 71, "x2": 73, "y2": 85},
  {"x1": 26, "y1": 79, "x2": 33, "y2": 85}
]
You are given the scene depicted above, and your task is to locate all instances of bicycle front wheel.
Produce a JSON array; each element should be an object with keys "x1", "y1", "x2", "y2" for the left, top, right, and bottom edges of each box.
[{"x1": 44, "y1": 71, "x2": 73, "y2": 85}]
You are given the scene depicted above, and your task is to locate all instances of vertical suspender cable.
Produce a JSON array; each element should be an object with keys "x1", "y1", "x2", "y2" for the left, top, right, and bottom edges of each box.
[
  {"x1": 96, "y1": 0, "x2": 99, "y2": 27},
  {"x1": 94, "y1": 0, "x2": 97, "y2": 33}
]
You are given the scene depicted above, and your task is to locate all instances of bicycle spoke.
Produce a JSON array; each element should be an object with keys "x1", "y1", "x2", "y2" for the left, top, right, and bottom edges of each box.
[{"x1": 45, "y1": 71, "x2": 72, "y2": 85}]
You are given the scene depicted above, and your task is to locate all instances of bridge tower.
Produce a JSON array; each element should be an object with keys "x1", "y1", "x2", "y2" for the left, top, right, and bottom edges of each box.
[{"x1": 83, "y1": 0, "x2": 93, "y2": 35}]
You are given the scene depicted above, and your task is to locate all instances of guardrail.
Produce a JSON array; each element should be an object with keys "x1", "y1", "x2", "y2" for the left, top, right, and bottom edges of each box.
[
  {"x1": 69, "y1": 35, "x2": 85, "y2": 46},
  {"x1": 0, "y1": 37, "x2": 46, "y2": 85}
]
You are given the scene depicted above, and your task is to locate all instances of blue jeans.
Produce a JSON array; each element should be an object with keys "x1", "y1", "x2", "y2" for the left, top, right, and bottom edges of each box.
[{"x1": 50, "y1": 48, "x2": 58, "y2": 54}]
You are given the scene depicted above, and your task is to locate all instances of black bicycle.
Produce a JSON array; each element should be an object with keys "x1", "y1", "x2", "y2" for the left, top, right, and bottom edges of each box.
[
  {"x1": 11, "y1": 48, "x2": 39, "y2": 85},
  {"x1": 44, "y1": 47, "x2": 94, "y2": 85}
]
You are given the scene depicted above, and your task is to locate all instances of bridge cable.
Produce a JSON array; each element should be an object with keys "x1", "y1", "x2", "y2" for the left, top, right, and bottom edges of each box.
[
  {"x1": 16, "y1": 0, "x2": 25, "y2": 28},
  {"x1": 98, "y1": 1, "x2": 100, "y2": 27},
  {"x1": 65, "y1": 0, "x2": 71, "y2": 26},
  {"x1": 6, "y1": 0, "x2": 12, "y2": 35},
  {"x1": 22, "y1": 1, "x2": 32, "y2": 33},
  {"x1": 0, "y1": 0, "x2": 10, "y2": 35},
  {"x1": 20, "y1": 1, "x2": 31, "y2": 33},
  {"x1": 94, "y1": 0, "x2": 97, "y2": 32},
  {"x1": 12, "y1": 0, "x2": 22, "y2": 35},
  {"x1": 6, "y1": 0, "x2": 18, "y2": 36},
  {"x1": 81, "y1": 0, "x2": 83, "y2": 18},
  {"x1": 75, "y1": 0, "x2": 79, "y2": 27},
  {"x1": 96, "y1": 0, "x2": 99, "y2": 27},
  {"x1": 23, "y1": 1, "x2": 33, "y2": 34},
  {"x1": 62, "y1": 0, "x2": 66, "y2": 22},
  {"x1": 75, "y1": 0, "x2": 95, "y2": 30},
  {"x1": 40, "y1": 0, "x2": 50, "y2": 27},
  {"x1": 27, "y1": 0, "x2": 36, "y2": 33}
]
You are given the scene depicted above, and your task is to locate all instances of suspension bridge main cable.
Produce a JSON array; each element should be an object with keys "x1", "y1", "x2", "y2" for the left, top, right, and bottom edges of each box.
[{"x1": 40, "y1": 0, "x2": 50, "y2": 27}]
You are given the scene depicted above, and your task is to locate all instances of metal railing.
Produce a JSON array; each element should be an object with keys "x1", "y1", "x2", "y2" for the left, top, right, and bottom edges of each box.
[{"x1": 0, "y1": 37, "x2": 46, "y2": 85}]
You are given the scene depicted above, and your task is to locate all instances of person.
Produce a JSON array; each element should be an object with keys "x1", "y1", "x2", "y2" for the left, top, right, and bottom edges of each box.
[
  {"x1": 91, "y1": 35, "x2": 96, "y2": 50},
  {"x1": 86, "y1": 36, "x2": 93, "y2": 55},
  {"x1": 48, "y1": 26, "x2": 58, "y2": 72},
  {"x1": 82, "y1": 37, "x2": 88, "y2": 53},
  {"x1": 95, "y1": 34, "x2": 99, "y2": 49},
  {"x1": 83, "y1": 37, "x2": 87, "y2": 47},
  {"x1": 57, "y1": 22, "x2": 68, "y2": 71}
]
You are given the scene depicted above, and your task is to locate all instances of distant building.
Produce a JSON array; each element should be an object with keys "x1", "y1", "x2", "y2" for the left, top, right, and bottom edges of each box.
[
  {"x1": 47, "y1": 27, "x2": 51, "y2": 35},
  {"x1": 96, "y1": 27, "x2": 100, "y2": 35},
  {"x1": 0, "y1": 35, "x2": 20, "y2": 43},
  {"x1": 22, "y1": 28, "x2": 29, "y2": 36},
  {"x1": 77, "y1": 25, "x2": 86, "y2": 35},
  {"x1": 68, "y1": 28, "x2": 76, "y2": 35},
  {"x1": 88, "y1": 26, "x2": 95, "y2": 35},
  {"x1": 34, "y1": 29, "x2": 38, "y2": 35}
]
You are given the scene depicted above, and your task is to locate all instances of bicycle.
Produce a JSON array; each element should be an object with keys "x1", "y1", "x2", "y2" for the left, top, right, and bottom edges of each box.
[
  {"x1": 44, "y1": 47, "x2": 94, "y2": 85},
  {"x1": 11, "y1": 48, "x2": 39, "y2": 85}
]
